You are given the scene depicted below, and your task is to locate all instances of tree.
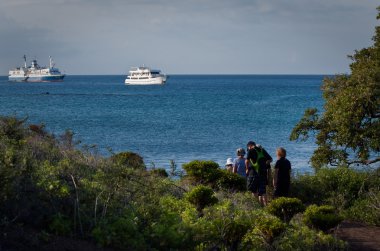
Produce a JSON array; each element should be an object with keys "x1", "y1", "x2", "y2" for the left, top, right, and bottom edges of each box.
[{"x1": 290, "y1": 7, "x2": 380, "y2": 169}]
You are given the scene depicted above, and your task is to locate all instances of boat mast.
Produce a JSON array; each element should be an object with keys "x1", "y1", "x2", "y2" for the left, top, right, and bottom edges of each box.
[
  {"x1": 23, "y1": 55, "x2": 27, "y2": 68},
  {"x1": 49, "y1": 56, "x2": 53, "y2": 68}
]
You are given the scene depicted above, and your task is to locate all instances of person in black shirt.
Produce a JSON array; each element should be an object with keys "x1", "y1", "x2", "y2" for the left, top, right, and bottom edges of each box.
[
  {"x1": 245, "y1": 141, "x2": 273, "y2": 206},
  {"x1": 273, "y1": 147, "x2": 291, "y2": 198}
]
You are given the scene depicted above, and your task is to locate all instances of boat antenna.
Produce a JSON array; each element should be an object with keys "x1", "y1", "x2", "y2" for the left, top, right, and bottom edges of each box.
[
  {"x1": 49, "y1": 56, "x2": 52, "y2": 68},
  {"x1": 23, "y1": 55, "x2": 27, "y2": 68}
]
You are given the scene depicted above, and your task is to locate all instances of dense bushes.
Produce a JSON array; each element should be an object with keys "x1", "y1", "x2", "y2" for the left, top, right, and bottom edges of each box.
[
  {"x1": 274, "y1": 225, "x2": 347, "y2": 250},
  {"x1": 192, "y1": 201, "x2": 285, "y2": 250},
  {"x1": 193, "y1": 201, "x2": 252, "y2": 249},
  {"x1": 344, "y1": 188, "x2": 380, "y2": 226},
  {"x1": 182, "y1": 160, "x2": 221, "y2": 184},
  {"x1": 0, "y1": 116, "x2": 369, "y2": 250},
  {"x1": 216, "y1": 169, "x2": 246, "y2": 191},
  {"x1": 290, "y1": 167, "x2": 375, "y2": 207},
  {"x1": 110, "y1": 151, "x2": 145, "y2": 169},
  {"x1": 185, "y1": 185, "x2": 218, "y2": 212},
  {"x1": 182, "y1": 160, "x2": 246, "y2": 191},
  {"x1": 0, "y1": 116, "x2": 186, "y2": 250},
  {"x1": 290, "y1": 166, "x2": 380, "y2": 226},
  {"x1": 49, "y1": 213, "x2": 72, "y2": 236},
  {"x1": 92, "y1": 214, "x2": 145, "y2": 250},
  {"x1": 303, "y1": 205, "x2": 343, "y2": 232},
  {"x1": 242, "y1": 212, "x2": 286, "y2": 249},
  {"x1": 267, "y1": 197, "x2": 305, "y2": 223},
  {"x1": 150, "y1": 168, "x2": 169, "y2": 177}
]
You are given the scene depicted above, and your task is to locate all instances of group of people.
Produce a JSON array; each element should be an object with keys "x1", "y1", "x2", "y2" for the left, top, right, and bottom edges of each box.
[{"x1": 225, "y1": 141, "x2": 291, "y2": 206}]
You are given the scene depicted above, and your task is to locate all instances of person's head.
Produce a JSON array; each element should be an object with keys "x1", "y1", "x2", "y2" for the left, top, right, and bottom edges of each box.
[
  {"x1": 246, "y1": 141, "x2": 256, "y2": 150},
  {"x1": 225, "y1": 158, "x2": 234, "y2": 168},
  {"x1": 236, "y1": 148, "x2": 246, "y2": 157},
  {"x1": 276, "y1": 147, "x2": 287, "y2": 159}
]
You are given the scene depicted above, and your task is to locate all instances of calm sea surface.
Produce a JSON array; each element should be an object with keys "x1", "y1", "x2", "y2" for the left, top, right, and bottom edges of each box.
[{"x1": 0, "y1": 75, "x2": 324, "y2": 173}]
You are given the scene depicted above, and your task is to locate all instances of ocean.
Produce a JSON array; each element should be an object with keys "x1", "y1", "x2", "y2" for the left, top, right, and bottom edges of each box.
[{"x1": 0, "y1": 75, "x2": 324, "y2": 173}]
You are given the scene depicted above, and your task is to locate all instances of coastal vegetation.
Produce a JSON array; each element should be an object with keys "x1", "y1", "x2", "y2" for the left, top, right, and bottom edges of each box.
[
  {"x1": 0, "y1": 115, "x2": 378, "y2": 250},
  {"x1": 0, "y1": 6, "x2": 379, "y2": 251}
]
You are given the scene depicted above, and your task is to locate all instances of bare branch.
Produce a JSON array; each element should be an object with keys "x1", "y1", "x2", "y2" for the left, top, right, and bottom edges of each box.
[{"x1": 348, "y1": 157, "x2": 380, "y2": 166}]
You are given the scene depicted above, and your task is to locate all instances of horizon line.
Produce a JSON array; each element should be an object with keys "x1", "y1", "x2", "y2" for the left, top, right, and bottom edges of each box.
[{"x1": 0, "y1": 73, "x2": 340, "y2": 77}]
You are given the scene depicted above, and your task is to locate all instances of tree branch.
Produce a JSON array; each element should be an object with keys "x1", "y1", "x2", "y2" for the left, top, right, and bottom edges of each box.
[
  {"x1": 70, "y1": 174, "x2": 84, "y2": 236},
  {"x1": 348, "y1": 157, "x2": 380, "y2": 166}
]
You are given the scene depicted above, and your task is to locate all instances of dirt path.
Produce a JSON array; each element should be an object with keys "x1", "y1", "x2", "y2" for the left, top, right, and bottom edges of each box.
[{"x1": 335, "y1": 221, "x2": 380, "y2": 251}]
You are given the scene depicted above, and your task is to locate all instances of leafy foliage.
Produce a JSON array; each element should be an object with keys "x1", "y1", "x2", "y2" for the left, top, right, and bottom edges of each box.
[
  {"x1": 92, "y1": 213, "x2": 146, "y2": 250},
  {"x1": 150, "y1": 168, "x2": 169, "y2": 177},
  {"x1": 290, "y1": 9, "x2": 380, "y2": 169},
  {"x1": 49, "y1": 213, "x2": 72, "y2": 236},
  {"x1": 289, "y1": 166, "x2": 380, "y2": 226},
  {"x1": 266, "y1": 197, "x2": 305, "y2": 223},
  {"x1": 242, "y1": 212, "x2": 286, "y2": 250},
  {"x1": 290, "y1": 167, "x2": 374, "y2": 209},
  {"x1": 303, "y1": 205, "x2": 343, "y2": 232},
  {"x1": 344, "y1": 187, "x2": 380, "y2": 226},
  {"x1": 185, "y1": 185, "x2": 218, "y2": 212},
  {"x1": 0, "y1": 115, "x2": 366, "y2": 250},
  {"x1": 216, "y1": 169, "x2": 246, "y2": 191},
  {"x1": 182, "y1": 160, "x2": 246, "y2": 191},
  {"x1": 193, "y1": 201, "x2": 250, "y2": 249},
  {"x1": 110, "y1": 151, "x2": 145, "y2": 170},
  {"x1": 182, "y1": 160, "x2": 221, "y2": 184},
  {"x1": 273, "y1": 224, "x2": 347, "y2": 250}
]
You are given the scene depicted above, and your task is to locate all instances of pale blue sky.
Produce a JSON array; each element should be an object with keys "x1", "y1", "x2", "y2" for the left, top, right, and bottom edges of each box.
[{"x1": 0, "y1": 0, "x2": 378, "y2": 75}]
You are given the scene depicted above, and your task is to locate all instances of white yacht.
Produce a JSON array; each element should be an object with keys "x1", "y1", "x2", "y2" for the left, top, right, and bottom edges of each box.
[
  {"x1": 124, "y1": 66, "x2": 166, "y2": 85},
  {"x1": 9, "y1": 55, "x2": 65, "y2": 82}
]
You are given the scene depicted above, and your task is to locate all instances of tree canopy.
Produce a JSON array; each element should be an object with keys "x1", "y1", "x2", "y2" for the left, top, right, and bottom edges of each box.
[{"x1": 290, "y1": 7, "x2": 380, "y2": 169}]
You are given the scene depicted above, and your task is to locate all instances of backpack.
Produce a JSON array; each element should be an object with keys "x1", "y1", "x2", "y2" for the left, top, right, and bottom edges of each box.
[{"x1": 249, "y1": 147, "x2": 265, "y2": 173}]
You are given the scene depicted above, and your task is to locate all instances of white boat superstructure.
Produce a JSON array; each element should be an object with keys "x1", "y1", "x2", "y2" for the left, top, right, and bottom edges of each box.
[
  {"x1": 8, "y1": 55, "x2": 65, "y2": 82},
  {"x1": 125, "y1": 66, "x2": 166, "y2": 85}
]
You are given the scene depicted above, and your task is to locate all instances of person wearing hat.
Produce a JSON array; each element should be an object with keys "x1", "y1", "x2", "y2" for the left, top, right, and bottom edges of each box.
[
  {"x1": 245, "y1": 141, "x2": 273, "y2": 206},
  {"x1": 233, "y1": 148, "x2": 246, "y2": 178},
  {"x1": 225, "y1": 158, "x2": 234, "y2": 172}
]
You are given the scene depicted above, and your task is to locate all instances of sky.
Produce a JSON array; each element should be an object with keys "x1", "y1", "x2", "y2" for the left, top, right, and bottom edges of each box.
[{"x1": 0, "y1": 0, "x2": 379, "y2": 75}]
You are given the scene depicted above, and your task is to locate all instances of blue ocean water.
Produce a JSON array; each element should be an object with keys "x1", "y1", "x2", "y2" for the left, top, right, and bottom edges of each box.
[{"x1": 0, "y1": 75, "x2": 324, "y2": 172}]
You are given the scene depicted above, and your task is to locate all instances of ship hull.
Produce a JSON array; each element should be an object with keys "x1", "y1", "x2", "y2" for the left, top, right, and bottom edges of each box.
[
  {"x1": 9, "y1": 75, "x2": 65, "y2": 82},
  {"x1": 125, "y1": 76, "x2": 166, "y2": 85},
  {"x1": 8, "y1": 76, "x2": 28, "y2": 82}
]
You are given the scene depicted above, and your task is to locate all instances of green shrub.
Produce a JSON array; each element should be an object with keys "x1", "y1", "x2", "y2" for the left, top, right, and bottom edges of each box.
[
  {"x1": 150, "y1": 168, "x2": 169, "y2": 177},
  {"x1": 182, "y1": 160, "x2": 247, "y2": 191},
  {"x1": 218, "y1": 191, "x2": 261, "y2": 211},
  {"x1": 267, "y1": 197, "x2": 305, "y2": 223},
  {"x1": 185, "y1": 185, "x2": 218, "y2": 212},
  {"x1": 273, "y1": 225, "x2": 347, "y2": 250},
  {"x1": 148, "y1": 206, "x2": 195, "y2": 249},
  {"x1": 111, "y1": 151, "x2": 145, "y2": 169},
  {"x1": 0, "y1": 116, "x2": 27, "y2": 140},
  {"x1": 290, "y1": 167, "x2": 373, "y2": 210},
  {"x1": 0, "y1": 116, "x2": 361, "y2": 251},
  {"x1": 49, "y1": 213, "x2": 71, "y2": 235},
  {"x1": 289, "y1": 173, "x2": 324, "y2": 204},
  {"x1": 159, "y1": 196, "x2": 195, "y2": 216},
  {"x1": 92, "y1": 215, "x2": 146, "y2": 250},
  {"x1": 216, "y1": 170, "x2": 246, "y2": 191},
  {"x1": 193, "y1": 203, "x2": 287, "y2": 250},
  {"x1": 193, "y1": 201, "x2": 254, "y2": 250},
  {"x1": 345, "y1": 188, "x2": 380, "y2": 226},
  {"x1": 242, "y1": 213, "x2": 286, "y2": 249},
  {"x1": 182, "y1": 160, "x2": 221, "y2": 184},
  {"x1": 303, "y1": 205, "x2": 343, "y2": 232}
]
